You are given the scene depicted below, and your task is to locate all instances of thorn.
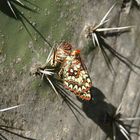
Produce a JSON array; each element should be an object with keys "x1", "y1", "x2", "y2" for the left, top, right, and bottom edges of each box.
[
  {"x1": 16, "y1": 0, "x2": 24, "y2": 6},
  {"x1": 7, "y1": 0, "x2": 18, "y2": 19},
  {"x1": 91, "y1": 33, "x2": 96, "y2": 46},
  {"x1": 46, "y1": 46, "x2": 55, "y2": 64},
  {"x1": 115, "y1": 122, "x2": 130, "y2": 140},
  {"x1": 39, "y1": 69, "x2": 54, "y2": 76},
  {"x1": 99, "y1": 3, "x2": 116, "y2": 26},
  {"x1": 46, "y1": 77, "x2": 61, "y2": 100},
  {"x1": 93, "y1": 33, "x2": 100, "y2": 47},
  {"x1": 95, "y1": 19, "x2": 110, "y2": 29},
  {"x1": 113, "y1": 123, "x2": 116, "y2": 140},
  {"x1": 0, "y1": 104, "x2": 24, "y2": 112},
  {"x1": 96, "y1": 26, "x2": 133, "y2": 32},
  {"x1": 120, "y1": 117, "x2": 140, "y2": 121},
  {"x1": 115, "y1": 102, "x2": 122, "y2": 116}
]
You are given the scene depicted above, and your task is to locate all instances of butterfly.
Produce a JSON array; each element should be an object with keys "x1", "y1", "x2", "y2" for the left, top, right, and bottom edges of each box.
[{"x1": 59, "y1": 49, "x2": 92, "y2": 101}]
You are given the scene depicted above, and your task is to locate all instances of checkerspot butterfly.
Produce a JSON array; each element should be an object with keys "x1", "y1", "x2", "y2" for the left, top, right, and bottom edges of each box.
[{"x1": 59, "y1": 49, "x2": 92, "y2": 101}]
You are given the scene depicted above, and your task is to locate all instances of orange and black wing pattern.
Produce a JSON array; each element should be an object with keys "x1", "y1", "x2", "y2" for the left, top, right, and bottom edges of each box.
[{"x1": 60, "y1": 50, "x2": 92, "y2": 101}]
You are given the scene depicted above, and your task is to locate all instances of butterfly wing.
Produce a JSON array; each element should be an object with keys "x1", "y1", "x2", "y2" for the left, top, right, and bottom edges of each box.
[{"x1": 61, "y1": 51, "x2": 92, "y2": 101}]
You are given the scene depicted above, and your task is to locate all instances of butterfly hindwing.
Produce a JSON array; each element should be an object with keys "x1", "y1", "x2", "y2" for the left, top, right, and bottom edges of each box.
[{"x1": 60, "y1": 50, "x2": 92, "y2": 101}]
